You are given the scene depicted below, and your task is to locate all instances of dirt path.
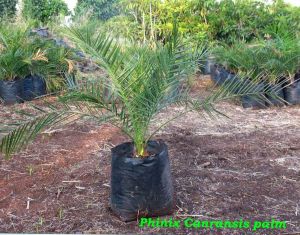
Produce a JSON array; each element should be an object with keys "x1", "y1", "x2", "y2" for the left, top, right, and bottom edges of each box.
[{"x1": 0, "y1": 78, "x2": 299, "y2": 234}]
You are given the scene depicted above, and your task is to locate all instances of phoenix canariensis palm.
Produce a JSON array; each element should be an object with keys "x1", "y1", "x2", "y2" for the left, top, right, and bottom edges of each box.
[{"x1": 0, "y1": 23, "x2": 282, "y2": 158}]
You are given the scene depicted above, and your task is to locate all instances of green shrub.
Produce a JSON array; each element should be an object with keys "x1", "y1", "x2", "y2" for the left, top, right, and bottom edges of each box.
[
  {"x1": 263, "y1": 1, "x2": 300, "y2": 38},
  {"x1": 0, "y1": 0, "x2": 18, "y2": 18},
  {"x1": 22, "y1": 0, "x2": 69, "y2": 24},
  {"x1": 207, "y1": 0, "x2": 270, "y2": 44},
  {"x1": 74, "y1": 0, "x2": 119, "y2": 21},
  {"x1": 108, "y1": 0, "x2": 212, "y2": 43},
  {"x1": 103, "y1": 0, "x2": 300, "y2": 45}
]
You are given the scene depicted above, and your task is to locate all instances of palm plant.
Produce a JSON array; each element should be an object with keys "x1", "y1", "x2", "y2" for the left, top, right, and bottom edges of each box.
[
  {"x1": 0, "y1": 24, "x2": 279, "y2": 158},
  {"x1": 35, "y1": 40, "x2": 77, "y2": 91},
  {"x1": 0, "y1": 24, "x2": 47, "y2": 81},
  {"x1": 0, "y1": 21, "x2": 77, "y2": 95},
  {"x1": 213, "y1": 34, "x2": 300, "y2": 83},
  {"x1": 261, "y1": 35, "x2": 300, "y2": 82}
]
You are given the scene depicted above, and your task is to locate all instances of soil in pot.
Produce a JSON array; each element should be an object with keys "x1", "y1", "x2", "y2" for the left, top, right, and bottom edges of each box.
[
  {"x1": 110, "y1": 140, "x2": 174, "y2": 222},
  {"x1": 22, "y1": 75, "x2": 46, "y2": 101},
  {"x1": 0, "y1": 79, "x2": 23, "y2": 105}
]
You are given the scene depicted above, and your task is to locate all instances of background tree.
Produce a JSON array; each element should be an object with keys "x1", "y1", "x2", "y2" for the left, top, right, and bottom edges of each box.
[
  {"x1": 22, "y1": 0, "x2": 69, "y2": 24},
  {"x1": 102, "y1": 0, "x2": 300, "y2": 45},
  {"x1": 74, "y1": 0, "x2": 120, "y2": 21},
  {"x1": 0, "y1": 0, "x2": 18, "y2": 18}
]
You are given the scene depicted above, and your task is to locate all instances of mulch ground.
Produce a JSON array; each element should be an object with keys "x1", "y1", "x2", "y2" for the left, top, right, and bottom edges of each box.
[{"x1": 0, "y1": 77, "x2": 300, "y2": 234}]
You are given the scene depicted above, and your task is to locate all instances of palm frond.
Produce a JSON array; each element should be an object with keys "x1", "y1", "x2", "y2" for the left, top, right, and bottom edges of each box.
[
  {"x1": 0, "y1": 99, "x2": 115, "y2": 159},
  {"x1": 190, "y1": 72, "x2": 286, "y2": 117}
]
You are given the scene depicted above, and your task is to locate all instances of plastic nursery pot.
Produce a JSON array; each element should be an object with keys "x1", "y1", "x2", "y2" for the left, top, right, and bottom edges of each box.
[
  {"x1": 210, "y1": 64, "x2": 221, "y2": 85},
  {"x1": 222, "y1": 73, "x2": 242, "y2": 93},
  {"x1": 75, "y1": 50, "x2": 85, "y2": 59},
  {"x1": 210, "y1": 65, "x2": 230, "y2": 86},
  {"x1": 54, "y1": 38, "x2": 69, "y2": 48},
  {"x1": 22, "y1": 75, "x2": 47, "y2": 101},
  {"x1": 210, "y1": 69, "x2": 266, "y2": 109},
  {"x1": 219, "y1": 67, "x2": 230, "y2": 83},
  {"x1": 199, "y1": 58, "x2": 215, "y2": 75},
  {"x1": 283, "y1": 80, "x2": 300, "y2": 105},
  {"x1": 0, "y1": 79, "x2": 23, "y2": 105},
  {"x1": 241, "y1": 80, "x2": 266, "y2": 109},
  {"x1": 31, "y1": 27, "x2": 50, "y2": 38},
  {"x1": 265, "y1": 83, "x2": 285, "y2": 107},
  {"x1": 110, "y1": 140, "x2": 174, "y2": 222}
]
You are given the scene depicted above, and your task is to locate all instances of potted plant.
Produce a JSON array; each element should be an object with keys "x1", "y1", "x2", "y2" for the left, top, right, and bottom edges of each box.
[
  {"x1": 258, "y1": 36, "x2": 299, "y2": 106},
  {"x1": 0, "y1": 23, "x2": 77, "y2": 104},
  {"x1": 0, "y1": 24, "x2": 49, "y2": 104},
  {"x1": 0, "y1": 25, "x2": 278, "y2": 222},
  {"x1": 212, "y1": 36, "x2": 300, "y2": 108}
]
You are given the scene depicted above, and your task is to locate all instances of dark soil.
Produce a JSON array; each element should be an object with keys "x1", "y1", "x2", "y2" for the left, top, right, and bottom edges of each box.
[{"x1": 0, "y1": 77, "x2": 299, "y2": 234}]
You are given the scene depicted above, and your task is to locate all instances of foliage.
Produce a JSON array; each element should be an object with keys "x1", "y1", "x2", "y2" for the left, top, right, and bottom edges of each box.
[
  {"x1": 213, "y1": 35, "x2": 300, "y2": 82},
  {"x1": 0, "y1": 0, "x2": 18, "y2": 18},
  {"x1": 0, "y1": 23, "x2": 46, "y2": 81},
  {"x1": 109, "y1": 0, "x2": 212, "y2": 44},
  {"x1": 102, "y1": 0, "x2": 300, "y2": 45},
  {"x1": 32, "y1": 38, "x2": 77, "y2": 91},
  {"x1": 0, "y1": 22, "x2": 76, "y2": 92},
  {"x1": 74, "y1": 0, "x2": 120, "y2": 21},
  {"x1": 263, "y1": 0, "x2": 300, "y2": 38},
  {"x1": 0, "y1": 24, "x2": 280, "y2": 159},
  {"x1": 152, "y1": 0, "x2": 214, "y2": 42},
  {"x1": 101, "y1": 15, "x2": 142, "y2": 42},
  {"x1": 207, "y1": 0, "x2": 270, "y2": 44},
  {"x1": 22, "y1": 0, "x2": 69, "y2": 24}
]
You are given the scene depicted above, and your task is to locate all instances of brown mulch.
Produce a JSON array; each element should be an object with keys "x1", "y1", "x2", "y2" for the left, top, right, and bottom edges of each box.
[{"x1": 0, "y1": 77, "x2": 300, "y2": 234}]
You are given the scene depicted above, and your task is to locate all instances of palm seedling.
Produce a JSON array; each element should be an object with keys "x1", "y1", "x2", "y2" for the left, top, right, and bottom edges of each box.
[
  {"x1": 213, "y1": 34, "x2": 300, "y2": 83},
  {"x1": 0, "y1": 22, "x2": 79, "y2": 105},
  {"x1": 0, "y1": 24, "x2": 48, "y2": 81}
]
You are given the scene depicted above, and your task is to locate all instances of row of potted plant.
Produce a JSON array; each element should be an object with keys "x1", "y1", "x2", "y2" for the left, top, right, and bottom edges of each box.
[
  {"x1": 210, "y1": 35, "x2": 300, "y2": 108},
  {"x1": 0, "y1": 23, "x2": 77, "y2": 104}
]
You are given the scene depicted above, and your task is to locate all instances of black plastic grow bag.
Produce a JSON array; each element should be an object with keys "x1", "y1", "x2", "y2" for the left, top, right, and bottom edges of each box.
[
  {"x1": 283, "y1": 80, "x2": 300, "y2": 105},
  {"x1": 0, "y1": 79, "x2": 23, "y2": 105},
  {"x1": 110, "y1": 140, "x2": 174, "y2": 222},
  {"x1": 219, "y1": 67, "x2": 229, "y2": 82},
  {"x1": 210, "y1": 64, "x2": 227, "y2": 85},
  {"x1": 31, "y1": 27, "x2": 50, "y2": 38},
  {"x1": 241, "y1": 80, "x2": 266, "y2": 109},
  {"x1": 200, "y1": 58, "x2": 215, "y2": 75},
  {"x1": 211, "y1": 66, "x2": 267, "y2": 109},
  {"x1": 22, "y1": 75, "x2": 46, "y2": 101},
  {"x1": 220, "y1": 73, "x2": 266, "y2": 109},
  {"x1": 265, "y1": 83, "x2": 285, "y2": 107}
]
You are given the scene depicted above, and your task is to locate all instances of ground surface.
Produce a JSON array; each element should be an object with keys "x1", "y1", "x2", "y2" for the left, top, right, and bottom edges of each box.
[{"x1": 0, "y1": 77, "x2": 299, "y2": 234}]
